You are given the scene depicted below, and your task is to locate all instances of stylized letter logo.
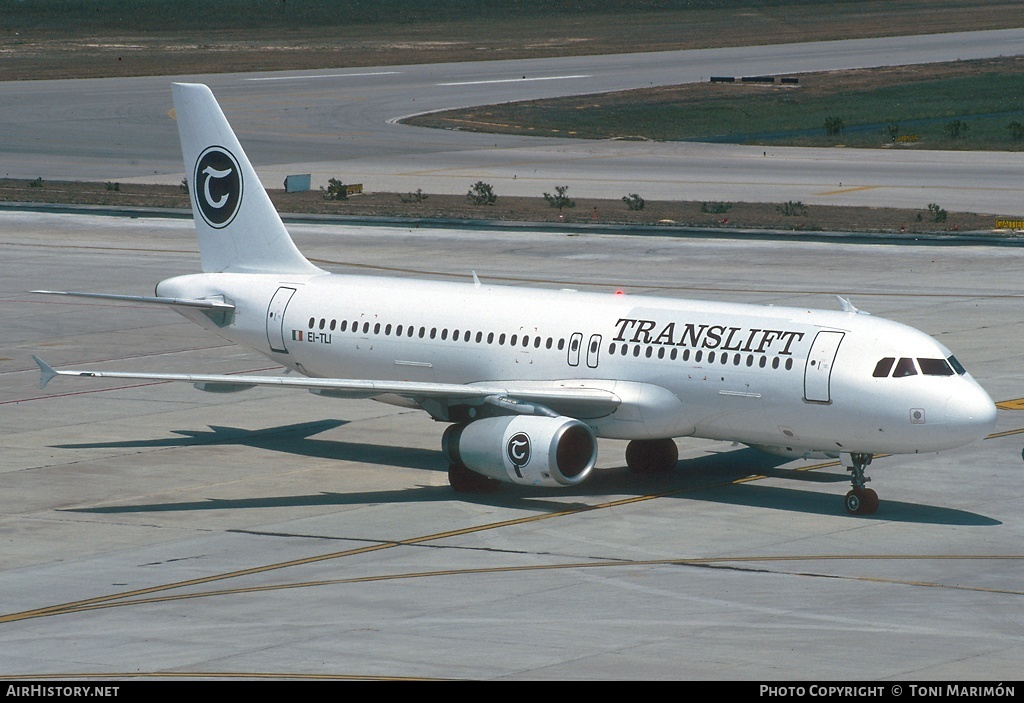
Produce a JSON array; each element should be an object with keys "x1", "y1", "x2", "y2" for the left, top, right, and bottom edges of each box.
[
  {"x1": 506, "y1": 432, "x2": 531, "y2": 471},
  {"x1": 194, "y1": 146, "x2": 242, "y2": 229}
]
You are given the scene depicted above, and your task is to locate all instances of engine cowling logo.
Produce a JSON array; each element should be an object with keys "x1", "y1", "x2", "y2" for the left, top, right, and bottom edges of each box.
[
  {"x1": 194, "y1": 146, "x2": 242, "y2": 229},
  {"x1": 506, "y1": 432, "x2": 532, "y2": 472}
]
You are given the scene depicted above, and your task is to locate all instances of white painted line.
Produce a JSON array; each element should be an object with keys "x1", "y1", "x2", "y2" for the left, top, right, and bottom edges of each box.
[
  {"x1": 245, "y1": 71, "x2": 402, "y2": 81},
  {"x1": 437, "y1": 74, "x2": 591, "y2": 86}
]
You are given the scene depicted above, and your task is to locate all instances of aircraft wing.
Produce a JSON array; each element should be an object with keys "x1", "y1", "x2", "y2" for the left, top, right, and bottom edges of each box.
[{"x1": 32, "y1": 357, "x2": 622, "y2": 417}]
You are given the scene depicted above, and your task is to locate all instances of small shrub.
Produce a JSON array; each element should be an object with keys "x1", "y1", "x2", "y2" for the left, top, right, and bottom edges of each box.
[
  {"x1": 543, "y1": 185, "x2": 575, "y2": 210},
  {"x1": 400, "y1": 189, "x2": 429, "y2": 204},
  {"x1": 105, "y1": 181, "x2": 120, "y2": 192},
  {"x1": 701, "y1": 201, "x2": 732, "y2": 214},
  {"x1": 622, "y1": 193, "x2": 645, "y2": 211},
  {"x1": 179, "y1": 178, "x2": 189, "y2": 194},
  {"x1": 467, "y1": 181, "x2": 496, "y2": 206},
  {"x1": 1008, "y1": 121, "x2": 1024, "y2": 141},
  {"x1": 28, "y1": 177, "x2": 43, "y2": 188},
  {"x1": 927, "y1": 203, "x2": 947, "y2": 222},
  {"x1": 321, "y1": 177, "x2": 348, "y2": 201},
  {"x1": 945, "y1": 120, "x2": 969, "y2": 139},
  {"x1": 824, "y1": 115, "x2": 845, "y2": 136},
  {"x1": 777, "y1": 201, "x2": 808, "y2": 217}
]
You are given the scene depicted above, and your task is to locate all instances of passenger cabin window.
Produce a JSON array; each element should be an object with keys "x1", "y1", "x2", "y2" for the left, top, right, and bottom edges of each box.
[
  {"x1": 873, "y1": 357, "x2": 895, "y2": 378},
  {"x1": 893, "y1": 357, "x2": 918, "y2": 377},
  {"x1": 918, "y1": 358, "x2": 955, "y2": 376}
]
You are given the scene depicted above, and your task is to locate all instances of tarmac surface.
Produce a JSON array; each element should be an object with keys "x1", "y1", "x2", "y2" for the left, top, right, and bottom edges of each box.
[
  {"x1": 1, "y1": 211, "x2": 1023, "y2": 680},
  {"x1": 2, "y1": 28, "x2": 1024, "y2": 212}
]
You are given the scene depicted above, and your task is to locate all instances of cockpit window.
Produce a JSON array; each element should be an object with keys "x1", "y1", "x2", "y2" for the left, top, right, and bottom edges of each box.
[
  {"x1": 872, "y1": 357, "x2": 895, "y2": 378},
  {"x1": 947, "y1": 355, "x2": 967, "y2": 375},
  {"x1": 918, "y1": 358, "x2": 955, "y2": 376},
  {"x1": 892, "y1": 357, "x2": 918, "y2": 377}
]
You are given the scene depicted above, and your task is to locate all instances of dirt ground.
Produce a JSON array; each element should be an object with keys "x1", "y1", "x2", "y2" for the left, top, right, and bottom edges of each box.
[
  {"x1": 0, "y1": 179, "x2": 1010, "y2": 236},
  {"x1": 4, "y1": 2, "x2": 1023, "y2": 82}
]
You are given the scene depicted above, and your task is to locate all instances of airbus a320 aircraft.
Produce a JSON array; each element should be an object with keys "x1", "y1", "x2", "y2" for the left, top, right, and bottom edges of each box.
[{"x1": 33, "y1": 83, "x2": 997, "y2": 515}]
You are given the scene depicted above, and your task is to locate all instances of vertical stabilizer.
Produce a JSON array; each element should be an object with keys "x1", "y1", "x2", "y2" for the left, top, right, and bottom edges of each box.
[{"x1": 171, "y1": 83, "x2": 322, "y2": 275}]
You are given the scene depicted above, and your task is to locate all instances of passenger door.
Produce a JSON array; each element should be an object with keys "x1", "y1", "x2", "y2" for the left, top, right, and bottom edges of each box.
[
  {"x1": 266, "y1": 286, "x2": 296, "y2": 353},
  {"x1": 804, "y1": 330, "x2": 844, "y2": 403}
]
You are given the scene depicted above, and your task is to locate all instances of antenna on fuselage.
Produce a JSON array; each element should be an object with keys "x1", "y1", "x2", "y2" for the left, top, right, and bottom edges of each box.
[{"x1": 835, "y1": 295, "x2": 869, "y2": 314}]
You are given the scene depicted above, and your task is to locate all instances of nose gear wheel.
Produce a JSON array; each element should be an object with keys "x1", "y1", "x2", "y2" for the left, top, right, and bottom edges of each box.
[{"x1": 844, "y1": 453, "x2": 878, "y2": 515}]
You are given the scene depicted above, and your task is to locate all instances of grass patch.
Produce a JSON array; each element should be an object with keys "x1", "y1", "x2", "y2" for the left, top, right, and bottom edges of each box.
[{"x1": 406, "y1": 57, "x2": 1024, "y2": 150}]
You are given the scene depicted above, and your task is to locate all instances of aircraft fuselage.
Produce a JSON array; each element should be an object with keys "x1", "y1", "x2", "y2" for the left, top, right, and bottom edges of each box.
[{"x1": 157, "y1": 270, "x2": 997, "y2": 458}]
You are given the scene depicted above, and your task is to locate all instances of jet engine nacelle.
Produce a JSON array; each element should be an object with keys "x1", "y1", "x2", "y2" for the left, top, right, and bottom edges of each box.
[{"x1": 443, "y1": 415, "x2": 597, "y2": 488}]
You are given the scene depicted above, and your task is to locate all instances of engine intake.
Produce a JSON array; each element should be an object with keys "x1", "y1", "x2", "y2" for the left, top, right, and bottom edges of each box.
[{"x1": 443, "y1": 415, "x2": 597, "y2": 488}]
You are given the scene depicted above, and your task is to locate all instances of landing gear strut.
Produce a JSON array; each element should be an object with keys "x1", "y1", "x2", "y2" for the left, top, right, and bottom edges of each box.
[
  {"x1": 842, "y1": 452, "x2": 879, "y2": 515},
  {"x1": 625, "y1": 438, "x2": 678, "y2": 474}
]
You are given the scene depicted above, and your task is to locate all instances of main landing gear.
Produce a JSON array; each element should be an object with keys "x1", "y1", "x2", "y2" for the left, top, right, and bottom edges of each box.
[
  {"x1": 843, "y1": 452, "x2": 879, "y2": 515},
  {"x1": 625, "y1": 438, "x2": 679, "y2": 474}
]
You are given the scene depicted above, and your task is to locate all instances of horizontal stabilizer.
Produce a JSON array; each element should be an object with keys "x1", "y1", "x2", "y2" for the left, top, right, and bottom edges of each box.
[
  {"x1": 32, "y1": 290, "x2": 235, "y2": 326},
  {"x1": 32, "y1": 290, "x2": 234, "y2": 311}
]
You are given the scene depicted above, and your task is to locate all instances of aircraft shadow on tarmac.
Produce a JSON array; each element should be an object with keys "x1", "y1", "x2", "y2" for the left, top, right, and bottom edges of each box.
[
  {"x1": 54, "y1": 419, "x2": 441, "y2": 471},
  {"x1": 56, "y1": 422, "x2": 999, "y2": 526}
]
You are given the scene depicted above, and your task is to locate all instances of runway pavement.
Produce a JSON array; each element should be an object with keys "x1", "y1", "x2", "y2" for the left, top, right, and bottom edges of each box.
[
  {"x1": 1, "y1": 211, "x2": 1023, "y2": 679},
  {"x1": 1, "y1": 28, "x2": 1024, "y2": 212}
]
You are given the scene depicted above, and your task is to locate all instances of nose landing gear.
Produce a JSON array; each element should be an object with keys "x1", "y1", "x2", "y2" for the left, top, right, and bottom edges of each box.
[{"x1": 842, "y1": 452, "x2": 879, "y2": 515}]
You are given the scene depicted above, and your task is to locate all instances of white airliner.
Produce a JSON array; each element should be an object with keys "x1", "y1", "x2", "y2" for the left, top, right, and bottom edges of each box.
[{"x1": 33, "y1": 83, "x2": 998, "y2": 515}]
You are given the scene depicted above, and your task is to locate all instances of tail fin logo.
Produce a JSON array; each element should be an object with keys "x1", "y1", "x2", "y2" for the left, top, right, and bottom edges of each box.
[{"x1": 194, "y1": 146, "x2": 242, "y2": 229}]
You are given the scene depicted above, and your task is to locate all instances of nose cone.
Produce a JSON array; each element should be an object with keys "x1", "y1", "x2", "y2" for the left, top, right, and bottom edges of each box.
[{"x1": 945, "y1": 383, "x2": 998, "y2": 445}]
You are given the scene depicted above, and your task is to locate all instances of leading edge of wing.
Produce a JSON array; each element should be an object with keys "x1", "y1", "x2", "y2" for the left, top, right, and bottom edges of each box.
[{"x1": 30, "y1": 356, "x2": 622, "y2": 413}]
